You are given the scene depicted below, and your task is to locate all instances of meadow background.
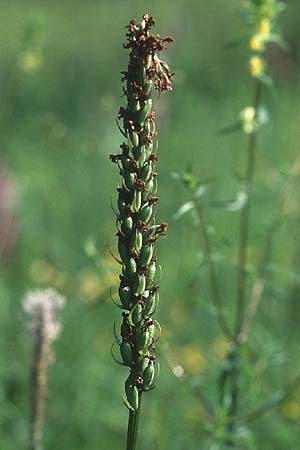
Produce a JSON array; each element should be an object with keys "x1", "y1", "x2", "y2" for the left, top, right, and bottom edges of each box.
[{"x1": 1, "y1": 0, "x2": 300, "y2": 449}]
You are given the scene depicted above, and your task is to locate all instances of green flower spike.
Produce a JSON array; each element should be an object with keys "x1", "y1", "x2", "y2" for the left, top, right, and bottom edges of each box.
[{"x1": 110, "y1": 13, "x2": 174, "y2": 419}]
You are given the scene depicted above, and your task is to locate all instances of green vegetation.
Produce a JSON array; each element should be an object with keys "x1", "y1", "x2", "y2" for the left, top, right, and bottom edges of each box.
[{"x1": 1, "y1": 1, "x2": 300, "y2": 449}]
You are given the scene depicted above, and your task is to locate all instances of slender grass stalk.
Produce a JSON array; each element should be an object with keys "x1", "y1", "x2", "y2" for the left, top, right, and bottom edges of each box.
[
  {"x1": 173, "y1": 176, "x2": 232, "y2": 338},
  {"x1": 223, "y1": 80, "x2": 262, "y2": 447},
  {"x1": 23, "y1": 288, "x2": 65, "y2": 450},
  {"x1": 193, "y1": 198, "x2": 232, "y2": 338},
  {"x1": 235, "y1": 79, "x2": 262, "y2": 336},
  {"x1": 110, "y1": 14, "x2": 173, "y2": 449},
  {"x1": 237, "y1": 219, "x2": 276, "y2": 346}
]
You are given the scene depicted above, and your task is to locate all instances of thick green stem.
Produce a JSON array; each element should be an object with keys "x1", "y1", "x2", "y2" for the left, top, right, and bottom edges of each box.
[{"x1": 126, "y1": 396, "x2": 142, "y2": 450}]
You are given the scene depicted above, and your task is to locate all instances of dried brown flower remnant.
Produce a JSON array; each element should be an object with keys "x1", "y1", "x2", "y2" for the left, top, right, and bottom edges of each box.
[{"x1": 123, "y1": 13, "x2": 174, "y2": 96}]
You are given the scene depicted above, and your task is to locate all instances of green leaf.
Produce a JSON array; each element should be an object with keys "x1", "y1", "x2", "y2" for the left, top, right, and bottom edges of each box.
[
  {"x1": 212, "y1": 191, "x2": 248, "y2": 212},
  {"x1": 173, "y1": 201, "x2": 195, "y2": 220},
  {"x1": 194, "y1": 184, "x2": 207, "y2": 200}
]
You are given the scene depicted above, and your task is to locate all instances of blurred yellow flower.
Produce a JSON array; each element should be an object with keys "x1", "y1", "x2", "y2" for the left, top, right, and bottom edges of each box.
[
  {"x1": 78, "y1": 271, "x2": 105, "y2": 302},
  {"x1": 53, "y1": 272, "x2": 67, "y2": 290},
  {"x1": 97, "y1": 254, "x2": 119, "y2": 293},
  {"x1": 259, "y1": 18, "x2": 271, "y2": 37},
  {"x1": 170, "y1": 302, "x2": 190, "y2": 325},
  {"x1": 18, "y1": 48, "x2": 44, "y2": 74},
  {"x1": 184, "y1": 404, "x2": 207, "y2": 424},
  {"x1": 212, "y1": 336, "x2": 231, "y2": 360},
  {"x1": 180, "y1": 344, "x2": 207, "y2": 375},
  {"x1": 249, "y1": 35, "x2": 264, "y2": 52},
  {"x1": 249, "y1": 56, "x2": 264, "y2": 78},
  {"x1": 282, "y1": 400, "x2": 300, "y2": 420},
  {"x1": 30, "y1": 259, "x2": 56, "y2": 285}
]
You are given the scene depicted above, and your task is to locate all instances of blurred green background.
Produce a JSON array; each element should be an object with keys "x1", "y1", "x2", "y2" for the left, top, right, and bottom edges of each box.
[{"x1": 1, "y1": 0, "x2": 300, "y2": 449}]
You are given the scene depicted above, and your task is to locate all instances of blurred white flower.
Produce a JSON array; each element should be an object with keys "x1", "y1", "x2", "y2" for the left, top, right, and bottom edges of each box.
[
  {"x1": 23, "y1": 288, "x2": 65, "y2": 341},
  {"x1": 239, "y1": 105, "x2": 269, "y2": 134},
  {"x1": 240, "y1": 106, "x2": 256, "y2": 134}
]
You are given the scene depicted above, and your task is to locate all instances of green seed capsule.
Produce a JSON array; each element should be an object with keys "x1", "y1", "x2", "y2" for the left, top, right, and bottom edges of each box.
[
  {"x1": 124, "y1": 172, "x2": 136, "y2": 190},
  {"x1": 121, "y1": 216, "x2": 133, "y2": 236},
  {"x1": 143, "y1": 361, "x2": 155, "y2": 389},
  {"x1": 133, "y1": 273, "x2": 146, "y2": 296},
  {"x1": 118, "y1": 195, "x2": 127, "y2": 215},
  {"x1": 138, "y1": 355, "x2": 149, "y2": 373},
  {"x1": 130, "y1": 97, "x2": 140, "y2": 113},
  {"x1": 137, "y1": 149, "x2": 147, "y2": 167},
  {"x1": 120, "y1": 340, "x2": 133, "y2": 367},
  {"x1": 143, "y1": 293, "x2": 158, "y2": 319},
  {"x1": 139, "y1": 244, "x2": 154, "y2": 266},
  {"x1": 138, "y1": 99, "x2": 152, "y2": 124},
  {"x1": 139, "y1": 121, "x2": 151, "y2": 141},
  {"x1": 132, "y1": 230, "x2": 143, "y2": 253},
  {"x1": 118, "y1": 237, "x2": 129, "y2": 260},
  {"x1": 121, "y1": 318, "x2": 131, "y2": 337},
  {"x1": 143, "y1": 292, "x2": 159, "y2": 319},
  {"x1": 125, "y1": 258, "x2": 137, "y2": 279},
  {"x1": 147, "y1": 178, "x2": 155, "y2": 194},
  {"x1": 136, "y1": 65, "x2": 146, "y2": 86},
  {"x1": 150, "y1": 120, "x2": 156, "y2": 135},
  {"x1": 129, "y1": 130, "x2": 139, "y2": 148},
  {"x1": 136, "y1": 329, "x2": 150, "y2": 352},
  {"x1": 133, "y1": 145, "x2": 142, "y2": 161},
  {"x1": 139, "y1": 204, "x2": 153, "y2": 224},
  {"x1": 132, "y1": 190, "x2": 142, "y2": 212},
  {"x1": 131, "y1": 303, "x2": 143, "y2": 325},
  {"x1": 147, "y1": 261, "x2": 156, "y2": 280},
  {"x1": 125, "y1": 380, "x2": 139, "y2": 410},
  {"x1": 140, "y1": 163, "x2": 152, "y2": 181},
  {"x1": 144, "y1": 79, "x2": 154, "y2": 98},
  {"x1": 147, "y1": 323, "x2": 156, "y2": 340},
  {"x1": 127, "y1": 80, "x2": 135, "y2": 95},
  {"x1": 120, "y1": 155, "x2": 132, "y2": 171},
  {"x1": 119, "y1": 285, "x2": 131, "y2": 308}
]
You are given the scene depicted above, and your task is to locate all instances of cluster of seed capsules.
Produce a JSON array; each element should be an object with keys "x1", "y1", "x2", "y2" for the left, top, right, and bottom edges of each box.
[{"x1": 110, "y1": 14, "x2": 173, "y2": 411}]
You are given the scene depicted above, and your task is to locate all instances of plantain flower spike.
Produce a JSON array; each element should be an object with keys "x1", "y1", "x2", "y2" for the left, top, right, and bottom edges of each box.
[
  {"x1": 110, "y1": 14, "x2": 173, "y2": 410},
  {"x1": 23, "y1": 288, "x2": 65, "y2": 450}
]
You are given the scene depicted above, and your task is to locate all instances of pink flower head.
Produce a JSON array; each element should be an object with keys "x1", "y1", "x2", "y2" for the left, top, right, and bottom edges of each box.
[{"x1": 0, "y1": 168, "x2": 18, "y2": 260}]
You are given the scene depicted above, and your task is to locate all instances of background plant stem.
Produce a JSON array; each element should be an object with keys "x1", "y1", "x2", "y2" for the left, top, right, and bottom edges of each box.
[
  {"x1": 194, "y1": 199, "x2": 232, "y2": 338},
  {"x1": 29, "y1": 315, "x2": 48, "y2": 450},
  {"x1": 222, "y1": 79, "x2": 262, "y2": 446},
  {"x1": 235, "y1": 79, "x2": 262, "y2": 335},
  {"x1": 126, "y1": 395, "x2": 142, "y2": 450}
]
